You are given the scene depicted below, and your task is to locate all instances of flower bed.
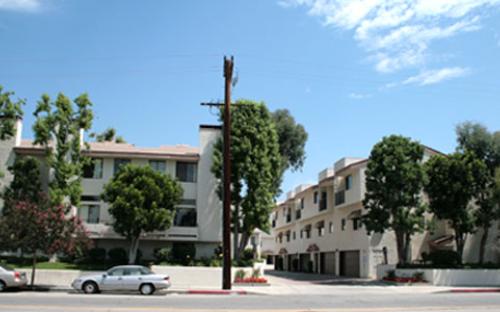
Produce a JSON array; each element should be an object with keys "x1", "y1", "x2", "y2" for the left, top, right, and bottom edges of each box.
[
  {"x1": 383, "y1": 276, "x2": 424, "y2": 283},
  {"x1": 234, "y1": 277, "x2": 268, "y2": 284}
]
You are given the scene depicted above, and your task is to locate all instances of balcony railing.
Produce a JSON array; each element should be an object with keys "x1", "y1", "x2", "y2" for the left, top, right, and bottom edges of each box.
[{"x1": 335, "y1": 190, "x2": 345, "y2": 206}]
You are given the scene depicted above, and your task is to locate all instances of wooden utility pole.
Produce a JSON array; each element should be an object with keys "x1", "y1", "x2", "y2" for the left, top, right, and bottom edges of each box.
[{"x1": 222, "y1": 56, "x2": 234, "y2": 290}]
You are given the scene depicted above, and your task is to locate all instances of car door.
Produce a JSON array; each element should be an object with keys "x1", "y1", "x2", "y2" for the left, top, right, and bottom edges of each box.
[
  {"x1": 121, "y1": 267, "x2": 143, "y2": 290},
  {"x1": 100, "y1": 268, "x2": 125, "y2": 291}
]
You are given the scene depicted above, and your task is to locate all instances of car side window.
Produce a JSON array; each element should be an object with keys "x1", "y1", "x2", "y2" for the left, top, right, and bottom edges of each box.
[
  {"x1": 108, "y1": 268, "x2": 124, "y2": 276},
  {"x1": 128, "y1": 269, "x2": 142, "y2": 276}
]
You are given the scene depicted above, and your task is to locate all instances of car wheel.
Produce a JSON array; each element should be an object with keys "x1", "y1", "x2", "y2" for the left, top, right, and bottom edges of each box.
[
  {"x1": 0, "y1": 280, "x2": 6, "y2": 292},
  {"x1": 139, "y1": 283, "x2": 155, "y2": 295},
  {"x1": 82, "y1": 281, "x2": 99, "y2": 294}
]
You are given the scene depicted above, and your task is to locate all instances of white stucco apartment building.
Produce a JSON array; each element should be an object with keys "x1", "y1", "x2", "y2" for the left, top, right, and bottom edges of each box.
[
  {"x1": 0, "y1": 119, "x2": 222, "y2": 260},
  {"x1": 272, "y1": 148, "x2": 500, "y2": 278}
]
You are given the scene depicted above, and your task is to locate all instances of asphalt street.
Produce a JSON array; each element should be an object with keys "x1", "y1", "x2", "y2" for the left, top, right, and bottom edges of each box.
[{"x1": 1, "y1": 291, "x2": 500, "y2": 312}]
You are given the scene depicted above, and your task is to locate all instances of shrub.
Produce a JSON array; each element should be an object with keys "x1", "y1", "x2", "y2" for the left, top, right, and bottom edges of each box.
[
  {"x1": 413, "y1": 271, "x2": 425, "y2": 281},
  {"x1": 171, "y1": 242, "x2": 196, "y2": 264},
  {"x1": 235, "y1": 269, "x2": 246, "y2": 280},
  {"x1": 386, "y1": 270, "x2": 396, "y2": 279},
  {"x1": 428, "y1": 250, "x2": 460, "y2": 267},
  {"x1": 241, "y1": 248, "x2": 254, "y2": 261},
  {"x1": 251, "y1": 269, "x2": 261, "y2": 278},
  {"x1": 209, "y1": 258, "x2": 222, "y2": 267},
  {"x1": 154, "y1": 247, "x2": 171, "y2": 263},
  {"x1": 88, "y1": 248, "x2": 106, "y2": 263},
  {"x1": 108, "y1": 248, "x2": 128, "y2": 264}
]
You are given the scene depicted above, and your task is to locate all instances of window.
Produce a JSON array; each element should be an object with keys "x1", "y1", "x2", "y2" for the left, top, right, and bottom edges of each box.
[
  {"x1": 295, "y1": 209, "x2": 301, "y2": 220},
  {"x1": 176, "y1": 162, "x2": 197, "y2": 182},
  {"x1": 107, "y1": 268, "x2": 124, "y2": 276},
  {"x1": 286, "y1": 208, "x2": 291, "y2": 223},
  {"x1": 83, "y1": 158, "x2": 103, "y2": 179},
  {"x1": 319, "y1": 191, "x2": 327, "y2": 211},
  {"x1": 173, "y1": 208, "x2": 197, "y2": 227},
  {"x1": 79, "y1": 205, "x2": 100, "y2": 224},
  {"x1": 329, "y1": 222, "x2": 334, "y2": 233},
  {"x1": 313, "y1": 191, "x2": 318, "y2": 204},
  {"x1": 300, "y1": 198, "x2": 304, "y2": 209},
  {"x1": 114, "y1": 158, "x2": 131, "y2": 174},
  {"x1": 286, "y1": 231, "x2": 290, "y2": 242},
  {"x1": 341, "y1": 219, "x2": 346, "y2": 231},
  {"x1": 345, "y1": 175, "x2": 353, "y2": 190},
  {"x1": 353, "y1": 218, "x2": 361, "y2": 231},
  {"x1": 304, "y1": 225, "x2": 311, "y2": 239},
  {"x1": 300, "y1": 230, "x2": 303, "y2": 239},
  {"x1": 292, "y1": 231, "x2": 296, "y2": 240},
  {"x1": 149, "y1": 160, "x2": 166, "y2": 173},
  {"x1": 335, "y1": 190, "x2": 345, "y2": 205}
]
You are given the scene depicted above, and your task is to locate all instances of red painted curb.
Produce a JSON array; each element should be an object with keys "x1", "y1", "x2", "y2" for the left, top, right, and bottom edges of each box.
[
  {"x1": 186, "y1": 290, "x2": 247, "y2": 295},
  {"x1": 450, "y1": 289, "x2": 500, "y2": 293}
]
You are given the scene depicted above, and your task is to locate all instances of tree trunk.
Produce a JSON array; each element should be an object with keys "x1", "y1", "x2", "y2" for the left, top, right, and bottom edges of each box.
[
  {"x1": 30, "y1": 251, "x2": 37, "y2": 287},
  {"x1": 479, "y1": 227, "x2": 489, "y2": 264},
  {"x1": 233, "y1": 204, "x2": 240, "y2": 262},
  {"x1": 454, "y1": 230, "x2": 464, "y2": 264},
  {"x1": 395, "y1": 230, "x2": 406, "y2": 265},
  {"x1": 404, "y1": 233, "x2": 412, "y2": 264},
  {"x1": 128, "y1": 236, "x2": 140, "y2": 264},
  {"x1": 238, "y1": 231, "x2": 250, "y2": 257}
]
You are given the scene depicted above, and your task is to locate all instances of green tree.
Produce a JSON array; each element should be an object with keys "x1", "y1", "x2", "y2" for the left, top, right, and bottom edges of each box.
[
  {"x1": 102, "y1": 164, "x2": 182, "y2": 264},
  {"x1": 424, "y1": 152, "x2": 488, "y2": 263},
  {"x1": 272, "y1": 109, "x2": 308, "y2": 172},
  {"x1": 3, "y1": 156, "x2": 42, "y2": 213},
  {"x1": 90, "y1": 128, "x2": 126, "y2": 143},
  {"x1": 456, "y1": 122, "x2": 500, "y2": 263},
  {"x1": 212, "y1": 100, "x2": 282, "y2": 260},
  {"x1": 0, "y1": 86, "x2": 24, "y2": 141},
  {"x1": 362, "y1": 135, "x2": 426, "y2": 265},
  {"x1": 32, "y1": 93, "x2": 93, "y2": 208}
]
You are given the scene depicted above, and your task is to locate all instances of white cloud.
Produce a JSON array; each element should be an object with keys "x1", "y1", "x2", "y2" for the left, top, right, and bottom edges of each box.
[
  {"x1": 349, "y1": 92, "x2": 372, "y2": 99},
  {"x1": 0, "y1": 0, "x2": 42, "y2": 12},
  {"x1": 281, "y1": 0, "x2": 500, "y2": 74},
  {"x1": 396, "y1": 67, "x2": 470, "y2": 86}
]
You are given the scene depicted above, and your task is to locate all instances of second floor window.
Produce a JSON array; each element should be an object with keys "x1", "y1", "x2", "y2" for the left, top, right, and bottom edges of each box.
[
  {"x1": 300, "y1": 198, "x2": 304, "y2": 209},
  {"x1": 79, "y1": 204, "x2": 100, "y2": 224},
  {"x1": 176, "y1": 162, "x2": 197, "y2": 182},
  {"x1": 341, "y1": 219, "x2": 346, "y2": 231},
  {"x1": 345, "y1": 175, "x2": 353, "y2": 190},
  {"x1": 329, "y1": 222, "x2": 334, "y2": 233},
  {"x1": 319, "y1": 191, "x2": 327, "y2": 211},
  {"x1": 114, "y1": 158, "x2": 131, "y2": 174},
  {"x1": 353, "y1": 218, "x2": 361, "y2": 231},
  {"x1": 313, "y1": 191, "x2": 318, "y2": 204},
  {"x1": 149, "y1": 160, "x2": 166, "y2": 173},
  {"x1": 173, "y1": 208, "x2": 197, "y2": 227},
  {"x1": 83, "y1": 158, "x2": 103, "y2": 179}
]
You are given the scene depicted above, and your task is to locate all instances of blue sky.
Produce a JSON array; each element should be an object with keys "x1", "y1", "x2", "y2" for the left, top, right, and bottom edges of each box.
[{"x1": 1, "y1": 0, "x2": 499, "y2": 199}]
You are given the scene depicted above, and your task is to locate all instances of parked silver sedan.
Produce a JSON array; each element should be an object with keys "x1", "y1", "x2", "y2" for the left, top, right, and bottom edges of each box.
[
  {"x1": 71, "y1": 265, "x2": 170, "y2": 295},
  {"x1": 0, "y1": 264, "x2": 28, "y2": 291}
]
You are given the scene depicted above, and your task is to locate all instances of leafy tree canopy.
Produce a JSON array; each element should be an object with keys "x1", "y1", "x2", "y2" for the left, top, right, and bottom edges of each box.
[
  {"x1": 3, "y1": 156, "x2": 42, "y2": 212},
  {"x1": 32, "y1": 93, "x2": 93, "y2": 207},
  {"x1": 102, "y1": 164, "x2": 182, "y2": 263},
  {"x1": 90, "y1": 127, "x2": 126, "y2": 144},
  {"x1": 362, "y1": 135, "x2": 426, "y2": 264},
  {"x1": 424, "y1": 152, "x2": 488, "y2": 261},
  {"x1": 212, "y1": 100, "x2": 282, "y2": 257},
  {"x1": 0, "y1": 85, "x2": 24, "y2": 141},
  {"x1": 272, "y1": 109, "x2": 307, "y2": 172}
]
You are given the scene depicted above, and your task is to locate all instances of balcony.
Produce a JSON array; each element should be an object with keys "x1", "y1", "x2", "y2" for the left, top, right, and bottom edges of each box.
[{"x1": 335, "y1": 190, "x2": 345, "y2": 206}]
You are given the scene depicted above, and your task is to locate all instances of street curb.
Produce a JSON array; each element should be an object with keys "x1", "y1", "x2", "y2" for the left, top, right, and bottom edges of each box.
[
  {"x1": 448, "y1": 288, "x2": 500, "y2": 293},
  {"x1": 21, "y1": 286, "x2": 255, "y2": 296}
]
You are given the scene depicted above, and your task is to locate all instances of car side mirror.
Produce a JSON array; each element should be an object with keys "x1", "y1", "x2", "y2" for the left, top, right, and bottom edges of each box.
[{"x1": 102, "y1": 274, "x2": 107, "y2": 278}]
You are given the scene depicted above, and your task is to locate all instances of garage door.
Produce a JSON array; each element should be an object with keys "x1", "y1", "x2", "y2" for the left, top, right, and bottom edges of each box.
[
  {"x1": 321, "y1": 252, "x2": 336, "y2": 274},
  {"x1": 340, "y1": 250, "x2": 360, "y2": 277}
]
